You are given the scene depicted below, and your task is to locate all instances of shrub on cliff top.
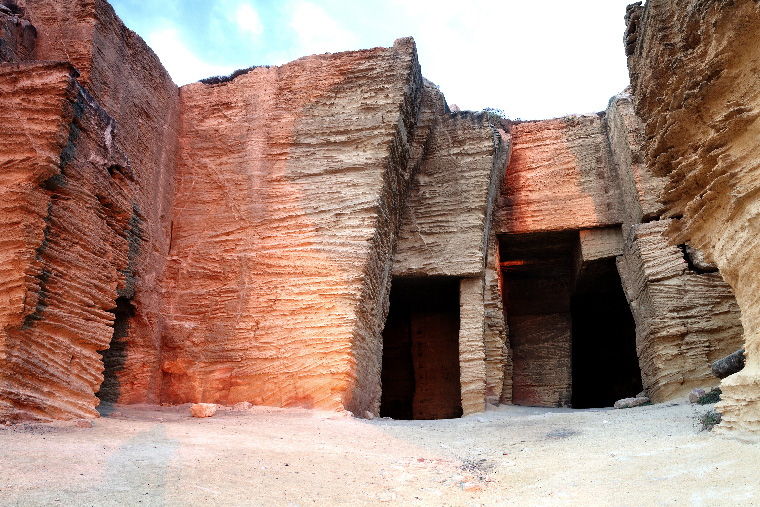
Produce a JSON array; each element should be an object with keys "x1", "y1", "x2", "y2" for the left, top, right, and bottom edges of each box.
[{"x1": 200, "y1": 65, "x2": 271, "y2": 85}]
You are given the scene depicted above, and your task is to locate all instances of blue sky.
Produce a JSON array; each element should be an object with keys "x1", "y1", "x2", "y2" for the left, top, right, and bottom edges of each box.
[{"x1": 110, "y1": 0, "x2": 637, "y2": 120}]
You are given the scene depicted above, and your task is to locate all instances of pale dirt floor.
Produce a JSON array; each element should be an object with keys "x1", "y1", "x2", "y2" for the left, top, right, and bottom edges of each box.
[{"x1": 1, "y1": 400, "x2": 758, "y2": 506}]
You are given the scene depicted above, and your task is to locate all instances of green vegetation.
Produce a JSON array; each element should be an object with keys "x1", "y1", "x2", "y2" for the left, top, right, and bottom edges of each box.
[
  {"x1": 697, "y1": 388, "x2": 721, "y2": 405},
  {"x1": 698, "y1": 409, "x2": 722, "y2": 432}
]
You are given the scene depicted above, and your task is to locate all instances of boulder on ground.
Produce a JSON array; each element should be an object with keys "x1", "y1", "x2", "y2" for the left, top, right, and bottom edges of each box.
[
  {"x1": 689, "y1": 388, "x2": 706, "y2": 404},
  {"x1": 191, "y1": 403, "x2": 217, "y2": 418},
  {"x1": 614, "y1": 396, "x2": 650, "y2": 409}
]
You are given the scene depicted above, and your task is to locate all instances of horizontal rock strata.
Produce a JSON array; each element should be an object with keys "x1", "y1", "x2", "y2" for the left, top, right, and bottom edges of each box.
[
  {"x1": 616, "y1": 220, "x2": 744, "y2": 401},
  {"x1": 160, "y1": 39, "x2": 422, "y2": 415},
  {"x1": 392, "y1": 87, "x2": 510, "y2": 414},
  {"x1": 17, "y1": 0, "x2": 180, "y2": 405},
  {"x1": 494, "y1": 115, "x2": 623, "y2": 235},
  {"x1": 626, "y1": 0, "x2": 760, "y2": 432},
  {"x1": 0, "y1": 62, "x2": 133, "y2": 420}
]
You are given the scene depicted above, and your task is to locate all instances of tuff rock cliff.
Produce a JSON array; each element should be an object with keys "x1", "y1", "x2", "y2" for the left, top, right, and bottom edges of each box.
[
  {"x1": 625, "y1": 0, "x2": 760, "y2": 432},
  {"x1": 0, "y1": 0, "x2": 755, "y2": 434}
]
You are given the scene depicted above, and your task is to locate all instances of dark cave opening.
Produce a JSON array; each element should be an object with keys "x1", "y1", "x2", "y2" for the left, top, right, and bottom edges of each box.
[
  {"x1": 571, "y1": 258, "x2": 642, "y2": 409},
  {"x1": 500, "y1": 230, "x2": 642, "y2": 408},
  {"x1": 97, "y1": 296, "x2": 134, "y2": 404},
  {"x1": 380, "y1": 277, "x2": 462, "y2": 420}
]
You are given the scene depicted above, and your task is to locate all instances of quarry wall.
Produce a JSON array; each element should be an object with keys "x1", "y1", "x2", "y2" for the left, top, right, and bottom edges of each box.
[
  {"x1": 0, "y1": 0, "x2": 756, "y2": 433},
  {"x1": 625, "y1": 0, "x2": 760, "y2": 432}
]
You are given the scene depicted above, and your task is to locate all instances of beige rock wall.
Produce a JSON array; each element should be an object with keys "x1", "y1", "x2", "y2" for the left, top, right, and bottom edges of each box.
[
  {"x1": 605, "y1": 92, "x2": 665, "y2": 230},
  {"x1": 626, "y1": 0, "x2": 760, "y2": 431},
  {"x1": 392, "y1": 88, "x2": 510, "y2": 412},
  {"x1": 0, "y1": 63, "x2": 133, "y2": 420},
  {"x1": 393, "y1": 109, "x2": 505, "y2": 277},
  {"x1": 616, "y1": 220, "x2": 744, "y2": 401},
  {"x1": 161, "y1": 39, "x2": 422, "y2": 415}
]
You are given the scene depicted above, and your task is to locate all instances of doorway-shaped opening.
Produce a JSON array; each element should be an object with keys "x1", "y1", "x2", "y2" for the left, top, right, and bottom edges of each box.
[
  {"x1": 500, "y1": 230, "x2": 642, "y2": 408},
  {"x1": 380, "y1": 278, "x2": 462, "y2": 420},
  {"x1": 97, "y1": 296, "x2": 135, "y2": 403},
  {"x1": 571, "y1": 258, "x2": 641, "y2": 408},
  {"x1": 500, "y1": 231, "x2": 576, "y2": 407}
]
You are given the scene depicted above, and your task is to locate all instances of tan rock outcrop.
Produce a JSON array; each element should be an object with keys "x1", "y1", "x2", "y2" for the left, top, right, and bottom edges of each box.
[
  {"x1": 616, "y1": 220, "x2": 744, "y2": 401},
  {"x1": 626, "y1": 0, "x2": 760, "y2": 432},
  {"x1": 391, "y1": 88, "x2": 509, "y2": 415}
]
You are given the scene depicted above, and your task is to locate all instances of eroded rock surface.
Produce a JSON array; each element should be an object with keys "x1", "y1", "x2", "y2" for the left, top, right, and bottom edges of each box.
[
  {"x1": 160, "y1": 39, "x2": 423, "y2": 415},
  {"x1": 616, "y1": 220, "x2": 744, "y2": 401},
  {"x1": 0, "y1": 62, "x2": 134, "y2": 420},
  {"x1": 626, "y1": 0, "x2": 760, "y2": 432}
]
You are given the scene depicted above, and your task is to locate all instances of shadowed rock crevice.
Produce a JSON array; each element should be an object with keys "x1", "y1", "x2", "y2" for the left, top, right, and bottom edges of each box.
[{"x1": 97, "y1": 296, "x2": 135, "y2": 404}]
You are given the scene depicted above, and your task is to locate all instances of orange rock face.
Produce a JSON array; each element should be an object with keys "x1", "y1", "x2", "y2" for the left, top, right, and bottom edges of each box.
[
  {"x1": 17, "y1": 0, "x2": 181, "y2": 405},
  {"x1": 160, "y1": 39, "x2": 423, "y2": 415},
  {"x1": 0, "y1": 62, "x2": 133, "y2": 420},
  {"x1": 626, "y1": 0, "x2": 760, "y2": 432},
  {"x1": 494, "y1": 115, "x2": 623, "y2": 236}
]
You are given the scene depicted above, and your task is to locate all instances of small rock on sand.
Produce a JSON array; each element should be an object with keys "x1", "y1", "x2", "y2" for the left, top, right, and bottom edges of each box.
[
  {"x1": 233, "y1": 401, "x2": 253, "y2": 411},
  {"x1": 614, "y1": 396, "x2": 650, "y2": 409},
  {"x1": 191, "y1": 403, "x2": 217, "y2": 418},
  {"x1": 75, "y1": 420, "x2": 92, "y2": 428},
  {"x1": 689, "y1": 388, "x2": 706, "y2": 404}
]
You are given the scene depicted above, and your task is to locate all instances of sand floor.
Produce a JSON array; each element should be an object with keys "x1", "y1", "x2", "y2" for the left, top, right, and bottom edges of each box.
[{"x1": 1, "y1": 399, "x2": 758, "y2": 506}]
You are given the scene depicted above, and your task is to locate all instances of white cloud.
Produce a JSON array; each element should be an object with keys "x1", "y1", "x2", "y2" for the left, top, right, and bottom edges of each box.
[
  {"x1": 147, "y1": 27, "x2": 236, "y2": 86},
  {"x1": 235, "y1": 3, "x2": 263, "y2": 37},
  {"x1": 290, "y1": 2, "x2": 357, "y2": 56}
]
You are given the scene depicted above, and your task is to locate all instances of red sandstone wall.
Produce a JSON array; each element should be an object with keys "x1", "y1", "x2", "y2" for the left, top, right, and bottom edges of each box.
[
  {"x1": 0, "y1": 63, "x2": 134, "y2": 420},
  {"x1": 17, "y1": 0, "x2": 180, "y2": 403},
  {"x1": 160, "y1": 39, "x2": 422, "y2": 415},
  {"x1": 494, "y1": 115, "x2": 623, "y2": 235}
]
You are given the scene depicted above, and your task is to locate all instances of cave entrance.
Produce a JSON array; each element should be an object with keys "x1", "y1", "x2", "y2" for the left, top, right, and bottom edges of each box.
[
  {"x1": 97, "y1": 296, "x2": 134, "y2": 404},
  {"x1": 380, "y1": 277, "x2": 462, "y2": 420},
  {"x1": 500, "y1": 230, "x2": 642, "y2": 408},
  {"x1": 571, "y1": 257, "x2": 642, "y2": 408}
]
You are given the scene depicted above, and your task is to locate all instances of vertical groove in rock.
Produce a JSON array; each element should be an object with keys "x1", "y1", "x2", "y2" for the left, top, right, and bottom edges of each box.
[
  {"x1": 16, "y1": 0, "x2": 181, "y2": 405},
  {"x1": 0, "y1": 62, "x2": 134, "y2": 421}
]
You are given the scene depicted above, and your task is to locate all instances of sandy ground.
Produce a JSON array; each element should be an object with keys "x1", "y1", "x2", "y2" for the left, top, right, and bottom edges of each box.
[{"x1": 1, "y1": 400, "x2": 758, "y2": 506}]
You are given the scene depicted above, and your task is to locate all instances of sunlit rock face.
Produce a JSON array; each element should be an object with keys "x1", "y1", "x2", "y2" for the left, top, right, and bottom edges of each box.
[
  {"x1": 14, "y1": 0, "x2": 180, "y2": 407},
  {"x1": 626, "y1": 0, "x2": 760, "y2": 432},
  {"x1": 0, "y1": 62, "x2": 133, "y2": 420},
  {"x1": 161, "y1": 39, "x2": 424, "y2": 415},
  {"x1": 0, "y1": 0, "x2": 752, "y2": 428}
]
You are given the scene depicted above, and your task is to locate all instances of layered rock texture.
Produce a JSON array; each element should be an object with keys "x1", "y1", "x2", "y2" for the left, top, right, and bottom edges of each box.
[
  {"x1": 0, "y1": 0, "x2": 755, "y2": 433},
  {"x1": 494, "y1": 95, "x2": 743, "y2": 410},
  {"x1": 625, "y1": 0, "x2": 760, "y2": 432},
  {"x1": 0, "y1": 0, "x2": 510, "y2": 421},
  {"x1": 161, "y1": 39, "x2": 423, "y2": 415}
]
